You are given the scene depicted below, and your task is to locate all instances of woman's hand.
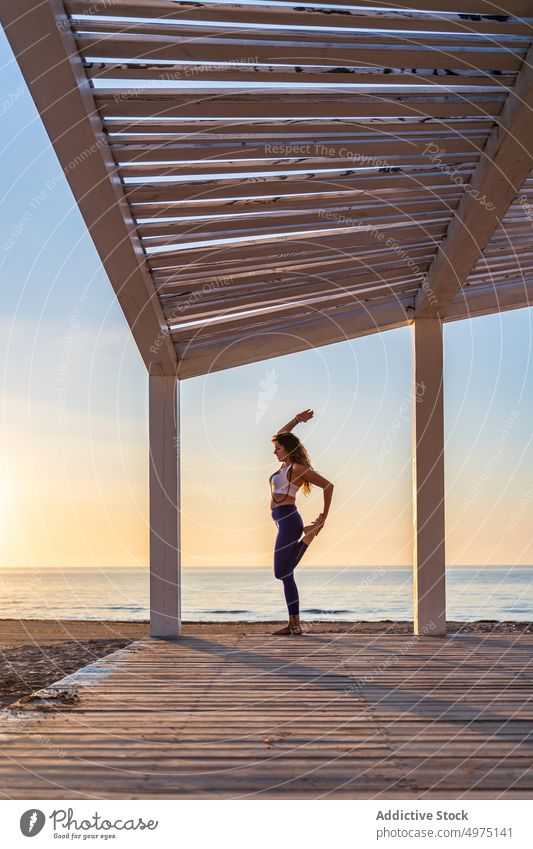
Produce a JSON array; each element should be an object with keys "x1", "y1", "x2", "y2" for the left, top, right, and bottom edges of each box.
[{"x1": 278, "y1": 408, "x2": 314, "y2": 434}]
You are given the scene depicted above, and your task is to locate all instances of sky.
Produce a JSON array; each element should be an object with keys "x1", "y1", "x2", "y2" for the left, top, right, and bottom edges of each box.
[{"x1": 1, "y1": 27, "x2": 533, "y2": 571}]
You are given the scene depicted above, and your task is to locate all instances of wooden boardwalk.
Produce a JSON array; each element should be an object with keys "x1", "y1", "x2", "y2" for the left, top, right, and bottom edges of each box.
[{"x1": 0, "y1": 631, "x2": 532, "y2": 799}]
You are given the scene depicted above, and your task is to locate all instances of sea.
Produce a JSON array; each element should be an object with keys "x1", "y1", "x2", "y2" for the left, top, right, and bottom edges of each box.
[{"x1": 0, "y1": 566, "x2": 532, "y2": 622}]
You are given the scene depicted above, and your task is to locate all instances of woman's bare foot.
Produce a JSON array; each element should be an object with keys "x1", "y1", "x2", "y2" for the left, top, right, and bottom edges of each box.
[
  {"x1": 289, "y1": 615, "x2": 303, "y2": 636},
  {"x1": 302, "y1": 515, "x2": 324, "y2": 545},
  {"x1": 272, "y1": 615, "x2": 304, "y2": 636}
]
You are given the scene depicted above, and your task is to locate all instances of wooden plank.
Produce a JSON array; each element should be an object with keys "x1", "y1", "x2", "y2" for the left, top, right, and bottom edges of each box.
[
  {"x1": 150, "y1": 230, "x2": 441, "y2": 270},
  {"x1": 76, "y1": 19, "x2": 532, "y2": 54},
  {"x1": 146, "y1": 234, "x2": 444, "y2": 278},
  {"x1": 154, "y1": 248, "x2": 437, "y2": 291},
  {"x1": 106, "y1": 124, "x2": 494, "y2": 142},
  {"x1": 250, "y1": 0, "x2": 533, "y2": 12},
  {"x1": 170, "y1": 290, "x2": 419, "y2": 347},
  {"x1": 97, "y1": 94, "x2": 506, "y2": 113},
  {"x1": 164, "y1": 277, "x2": 423, "y2": 327},
  {"x1": 153, "y1": 260, "x2": 430, "y2": 298},
  {"x1": 468, "y1": 267, "x2": 533, "y2": 284},
  {"x1": 158, "y1": 261, "x2": 430, "y2": 299},
  {"x1": 75, "y1": 35, "x2": 526, "y2": 72},
  {"x1": 131, "y1": 185, "x2": 463, "y2": 216},
  {"x1": 446, "y1": 279, "x2": 533, "y2": 320},
  {"x1": 137, "y1": 200, "x2": 458, "y2": 238},
  {"x1": 145, "y1": 222, "x2": 449, "y2": 268},
  {"x1": 141, "y1": 210, "x2": 452, "y2": 249},
  {"x1": 65, "y1": 0, "x2": 533, "y2": 23},
  {"x1": 126, "y1": 172, "x2": 473, "y2": 205},
  {"x1": 119, "y1": 153, "x2": 481, "y2": 179},
  {"x1": 96, "y1": 96, "x2": 504, "y2": 119},
  {"x1": 85, "y1": 63, "x2": 515, "y2": 89},
  {"x1": 111, "y1": 137, "x2": 487, "y2": 163},
  {"x1": 137, "y1": 198, "x2": 458, "y2": 234},
  {"x1": 64, "y1": 1, "x2": 533, "y2": 37}
]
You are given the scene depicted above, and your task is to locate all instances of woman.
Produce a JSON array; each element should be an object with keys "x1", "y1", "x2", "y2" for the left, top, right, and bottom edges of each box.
[{"x1": 269, "y1": 408, "x2": 334, "y2": 636}]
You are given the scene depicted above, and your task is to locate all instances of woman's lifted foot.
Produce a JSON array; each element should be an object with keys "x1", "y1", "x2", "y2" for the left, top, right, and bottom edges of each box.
[{"x1": 302, "y1": 514, "x2": 324, "y2": 546}]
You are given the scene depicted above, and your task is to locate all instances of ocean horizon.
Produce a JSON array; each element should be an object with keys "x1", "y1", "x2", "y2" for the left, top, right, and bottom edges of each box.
[{"x1": 0, "y1": 565, "x2": 531, "y2": 623}]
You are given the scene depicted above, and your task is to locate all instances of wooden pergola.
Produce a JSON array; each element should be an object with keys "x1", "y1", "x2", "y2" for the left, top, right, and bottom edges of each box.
[{"x1": 3, "y1": 0, "x2": 533, "y2": 638}]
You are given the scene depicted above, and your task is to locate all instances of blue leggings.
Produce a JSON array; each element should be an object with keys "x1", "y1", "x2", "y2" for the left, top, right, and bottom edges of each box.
[{"x1": 271, "y1": 504, "x2": 308, "y2": 616}]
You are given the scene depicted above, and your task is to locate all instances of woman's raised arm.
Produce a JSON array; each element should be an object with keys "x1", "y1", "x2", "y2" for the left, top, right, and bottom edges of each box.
[{"x1": 277, "y1": 408, "x2": 314, "y2": 433}]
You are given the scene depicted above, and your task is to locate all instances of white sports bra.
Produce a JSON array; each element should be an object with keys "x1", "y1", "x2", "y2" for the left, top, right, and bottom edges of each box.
[{"x1": 269, "y1": 463, "x2": 299, "y2": 498}]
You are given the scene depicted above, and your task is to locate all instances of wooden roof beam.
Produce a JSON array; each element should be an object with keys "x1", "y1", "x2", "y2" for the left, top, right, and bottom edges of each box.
[
  {"x1": 415, "y1": 43, "x2": 533, "y2": 319},
  {"x1": 175, "y1": 298, "x2": 415, "y2": 379},
  {"x1": 175, "y1": 277, "x2": 533, "y2": 379}
]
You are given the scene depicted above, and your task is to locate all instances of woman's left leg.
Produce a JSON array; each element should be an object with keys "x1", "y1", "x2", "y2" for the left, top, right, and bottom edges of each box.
[
  {"x1": 272, "y1": 507, "x2": 308, "y2": 620},
  {"x1": 281, "y1": 571, "x2": 299, "y2": 616}
]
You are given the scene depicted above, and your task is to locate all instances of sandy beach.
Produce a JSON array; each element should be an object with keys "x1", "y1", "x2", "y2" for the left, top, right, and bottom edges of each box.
[{"x1": 0, "y1": 617, "x2": 531, "y2": 711}]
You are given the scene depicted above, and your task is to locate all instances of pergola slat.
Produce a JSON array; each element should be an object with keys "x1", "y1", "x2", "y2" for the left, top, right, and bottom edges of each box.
[
  {"x1": 153, "y1": 248, "x2": 437, "y2": 291},
  {"x1": 465, "y1": 189, "x2": 533, "y2": 287},
  {"x1": 64, "y1": 1, "x2": 533, "y2": 36},
  {"x1": 138, "y1": 195, "x2": 461, "y2": 226},
  {"x1": 131, "y1": 185, "x2": 464, "y2": 217},
  {"x1": 112, "y1": 137, "x2": 487, "y2": 164},
  {"x1": 161, "y1": 245, "x2": 435, "y2": 277},
  {"x1": 448, "y1": 279, "x2": 533, "y2": 317},
  {"x1": 172, "y1": 290, "x2": 420, "y2": 347},
  {"x1": 85, "y1": 63, "x2": 516, "y2": 89},
  {"x1": 137, "y1": 201, "x2": 459, "y2": 239},
  {"x1": 126, "y1": 172, "x2": 476, "y2": 205},
  {"x1": 72, "y1": 19, "x2": 533, "y2": 50},
  {"x1": 106, "y1": 128, "x2": 495, "y2": 146},
  {"x1": 468, "y1": 266, "x2": 533, "y2": 282},
  {"x1": 140, "y1": 211, "x2": 453, "y2": 249},
  {"x1": 168, "y1": 284, "x2": 422, "y2": 335},
  {"x1": 75, "y1": 35, "x2": 527, "y2": 72},
  {"x1": 160, "y1": 264, "x2": 429, "y2": 303},
  {"x1": 151, "y1": 238, "x2": 441, "y2": 280},
  {"x1": 65, "y1": 0, "x2": 533, "y2": 19},
  {"x1": 96, "y1": 97, "x2": 505, "y2": 119},
  {"x1": 162, "y1": 274, "x2": 427, "y2": 323},
  {"x1": 119, "y1": 155, "x2": 481, "y2": 181},
  {"x1": 145, "y1": 236, "x2": 449, "y2": 280},
  {"x1": 145, "y1": 222, "x2": 449, "y2": 269}
]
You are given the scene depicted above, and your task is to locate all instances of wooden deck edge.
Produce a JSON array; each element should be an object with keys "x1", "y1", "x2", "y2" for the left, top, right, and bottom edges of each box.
[{"x1": 0, "y1": 639, "x2": 150, "y2": 726}]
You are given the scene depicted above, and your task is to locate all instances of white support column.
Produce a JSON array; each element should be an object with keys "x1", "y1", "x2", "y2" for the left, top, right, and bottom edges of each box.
[
  {"x1": 411, "y1": 319, "x2": 446, "y2": 636},
  {"x1": 149, "y1": 375, "x2": 181, "y2": 638}
]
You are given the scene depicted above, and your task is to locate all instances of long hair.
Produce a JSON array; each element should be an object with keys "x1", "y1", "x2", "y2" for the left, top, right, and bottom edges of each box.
[{"x1": 271, "y1": 432, "x2": 313, "y2": 495}]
